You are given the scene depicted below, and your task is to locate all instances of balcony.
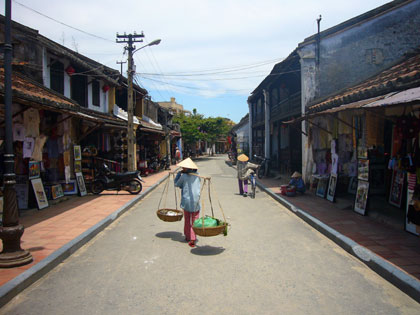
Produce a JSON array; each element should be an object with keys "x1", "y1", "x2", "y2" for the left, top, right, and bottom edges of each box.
[{"x1": 271, "y1": 91, "x2": 301, "y2": 120}]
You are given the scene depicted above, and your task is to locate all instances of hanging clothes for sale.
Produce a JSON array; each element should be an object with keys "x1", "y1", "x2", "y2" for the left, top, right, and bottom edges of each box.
[
  {"x1": 338, "y1": 111, "x2": 353, "y2": 134},
  {"x1": 31, "y1": 135, "x2": 48, "y2": 161},
  {"x1": 23, "y1": 137, "x2": 35, "y2": 158},
  {"x1": 24, "y1": 108, "x2": 40, "y2": 137},
  {"x1": 13, "y1": 123, "x2": 25, "y2": 142}
]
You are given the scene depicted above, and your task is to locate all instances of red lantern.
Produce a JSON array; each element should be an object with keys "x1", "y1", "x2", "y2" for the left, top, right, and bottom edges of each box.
[
  {"x1": 65, "y1": 65, "x2": 75, "y2": 76},
  {"x1": 102, "y1": 85, "x2": 110, "y2": 92}
]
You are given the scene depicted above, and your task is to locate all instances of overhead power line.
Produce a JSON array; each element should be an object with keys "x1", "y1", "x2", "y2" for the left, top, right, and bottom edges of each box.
[{"x1": 13, "y1": 0, "x2": 114, "y2": 42}]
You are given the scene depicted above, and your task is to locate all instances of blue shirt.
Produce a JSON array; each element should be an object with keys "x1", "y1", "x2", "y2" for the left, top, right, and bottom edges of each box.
[
  {"x1": 174, "y1": 171, "x2": 201, "y2": 212},
  {"x1": 289, "y1": 177, "x2": 306, "y2": 193}
]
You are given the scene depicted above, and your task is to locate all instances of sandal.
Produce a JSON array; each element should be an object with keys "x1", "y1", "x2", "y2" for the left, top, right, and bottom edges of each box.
[{"x1": 188, "y1": 241, "x2": 196, "y2": 248}]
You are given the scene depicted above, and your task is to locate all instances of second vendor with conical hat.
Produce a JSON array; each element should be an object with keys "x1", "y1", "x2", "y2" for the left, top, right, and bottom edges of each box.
[
  {"x1": 237, "y1": 154, "x2": 258, "y2": 197},
  {"x1": 174, "y1": 157, "x2": 201, "y2": 248},
  {"x1": 289, "y1": 171, "x2": 305, "y2": 193}
]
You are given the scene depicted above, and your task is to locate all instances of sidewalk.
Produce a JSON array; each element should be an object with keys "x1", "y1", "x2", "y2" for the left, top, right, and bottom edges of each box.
[
  {"x1": 0, "y1": 166, "x2": 177, "y2": 306},
  {"x1": 227, "y1": 159, "x2": 420, "y2": 302}
]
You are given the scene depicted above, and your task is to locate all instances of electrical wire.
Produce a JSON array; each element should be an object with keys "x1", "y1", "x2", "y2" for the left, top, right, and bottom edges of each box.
[{"x1": 13, "y1": 0, "x2": 115, "y2": 43}]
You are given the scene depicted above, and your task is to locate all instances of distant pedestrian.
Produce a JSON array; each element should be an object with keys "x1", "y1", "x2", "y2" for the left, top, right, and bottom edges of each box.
[
  {"x1": 174, "y1": 158, "x2": 201, "y2": 247},
  {"x1": 175, "y1": 147, "x2": 181, "y2": 163},
  {"x1": 237, "y1": 154, "x2": 258, "y2": 197}
]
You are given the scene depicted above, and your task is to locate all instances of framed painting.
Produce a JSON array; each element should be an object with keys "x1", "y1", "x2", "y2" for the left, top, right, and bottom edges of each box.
[
  {"x1": 31, "y1": 178, "x2": 49, "y2": 210},
  {"x1": 75, "y1": 172, "x2": 87, "y2": 197},
  {"x1": 74, "y1": 160, "x2": 82, "y2": 173},
  {"x1": 357, "y1": 159, "x2": 369, "y2": 181},
  {"x1": 61, "y1": 180, "x2": 78, "y2": 195},
  {"x1": 389, "y1": 170, "x2": 404, "y2": 208},
  {"x1": 51, "y1": 184, "x2": 64, "y2": 200},
  {"x1": 354, "y1": 180, "x2": 369, "y2": 215},
  {"x1": 405, "y1": 190, "x2": 420, "y2": 236},
  {"x1": 326, "y1": 173, "x2": 338, "y2": 202},
  {"x1": 28, "y1": 161, "x2": 41, "y2": 179},
  {"x1": 73, "y1": 145, "x2": 82, "y2": 161},
  {"x1": 357, "y1": 146, "x2": 368, "y2": 159},
  {"x1": 316, "y1": 177, "x2": 328, "y2": 198}
]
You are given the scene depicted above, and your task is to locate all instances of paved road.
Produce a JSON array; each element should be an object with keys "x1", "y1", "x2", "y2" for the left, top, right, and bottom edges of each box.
[{"x1": 1, "y1": 156, "x2": 419, "y2": 314}]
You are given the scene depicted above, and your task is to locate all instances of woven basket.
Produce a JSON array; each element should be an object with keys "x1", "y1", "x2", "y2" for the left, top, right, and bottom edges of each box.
[
  {"x1": 193, "y1": 224, "x2": 227, "y2": 237},
  {"x1": 157, "y1": 209, "x2": 183, "y2": 222}
]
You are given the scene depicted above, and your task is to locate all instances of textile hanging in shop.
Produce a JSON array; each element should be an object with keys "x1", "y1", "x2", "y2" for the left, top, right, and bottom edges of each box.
[
  {"x1": 31, "y1": 135, "x2": 48, "y2": 161},
  {"x1": 13, "y1": 123, "x2": 25, "y2": 142},
  {"x1": 338, "y1": 112, "x2": 353, "y2": 134},
  {"x1": 65, "y1": 165, "x2": 71, "y2": 183},
  {"x1": 392, "y1": 125, "x2": 403, "y2": 156},
  {"x1": 23, "y1": 108, "x2": 40, "y2": 137},
  {"x1": 23, "y1": 137, "x2": 35, "y2": 158},
  {"x1": 63, "y1": 150, "x2": 71, "y2": 167}
]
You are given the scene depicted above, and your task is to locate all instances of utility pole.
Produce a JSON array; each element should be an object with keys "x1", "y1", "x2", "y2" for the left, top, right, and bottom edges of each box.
[
  {"x1": 116, "y1": 60, "x2": 127, "y2": 75},
  {"x1": 116, "y1": 32, "x2": 144, "y2": 171}
]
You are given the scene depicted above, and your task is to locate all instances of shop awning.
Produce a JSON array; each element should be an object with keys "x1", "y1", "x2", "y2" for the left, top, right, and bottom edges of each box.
[{"x1": 284, "y1": 86, "x2": 420, "y2": 125}]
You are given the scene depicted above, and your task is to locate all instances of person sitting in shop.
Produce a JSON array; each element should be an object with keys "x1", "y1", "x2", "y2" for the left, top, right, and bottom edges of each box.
[{"x1": 289, "y1": 171, "x2": 306, "y2": 193}]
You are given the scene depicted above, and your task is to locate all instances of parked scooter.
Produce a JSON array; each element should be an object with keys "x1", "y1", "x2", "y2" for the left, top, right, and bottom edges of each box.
[
  {"x1": 160, "y1": 155, "x2": 171, "y2": 170},
  {"x1": 91, "y1": 163, "x2": 145, "y2": 195}
]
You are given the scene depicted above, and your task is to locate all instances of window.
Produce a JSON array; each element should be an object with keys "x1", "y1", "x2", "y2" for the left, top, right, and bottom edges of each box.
[
  {"x1": 50, "y1": 60, "x2": 64, "y2": 94},
  {"x1": 71, "y1": 69, "x2": 87, "y2": 107},
  {"x1": 92, "y1": 80, "x2": 100, "y2": 106}
]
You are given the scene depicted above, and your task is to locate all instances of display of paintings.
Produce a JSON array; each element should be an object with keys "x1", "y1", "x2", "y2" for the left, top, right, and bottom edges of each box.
[
  {"x1": 405, "y1": 190, "x2": 420, "y2": 236},
  {"x1": 74, "y1": 160, "x2": 82, "y2": 173},
  {"x1": 357, "y1": 159, "x2": 369, "y2": 181},
  {"x1": 75, "y1": 172, "x2": 87, "y2": 197},
  {"x1": 357, "y1": 146, "x2": 368, "y2": 159},
  {"x1": 326, "y1": 174, "x2": 338, "y2": 202},
  {"x1": 61, "y1": 180, "x2": 78, "y2": 195},
  {"x1": 316, "y1": 177, "x2": 328, "y2": 198},
  {"x1": 31, "y1": 178, "x2": 49, "y2": 210},
  {"x1": 52, "y1": 184, "x2": 64, "y2": 200},
  {"x1": 28, "y1": 161, "x2": 41, "y2": 179},
  {"x1": 389, "y1": 170, "x2": 404, "y2": 208},
  {"x1": 73, "y1": 145, "x2": 82, "y2": 161},
  {"x1": 354, "y1": 180, "x2": 369, "y2": 215},
  {"x1": 15, "y1": 183, "x2": 29, "y2": 210}
]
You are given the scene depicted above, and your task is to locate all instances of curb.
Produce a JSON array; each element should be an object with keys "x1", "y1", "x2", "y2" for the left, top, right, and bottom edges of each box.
[
  {"x1": 225, "y1": 160, "x2": 420, "y2": 303},
  {"x1": 0, "y1": 172, "x2": 171, "y2": 308}
]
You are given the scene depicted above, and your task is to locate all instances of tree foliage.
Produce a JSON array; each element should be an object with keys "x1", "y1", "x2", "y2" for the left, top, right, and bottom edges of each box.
[{"x1": 173, "y1": 109, "x2": 232, "y2": 149}]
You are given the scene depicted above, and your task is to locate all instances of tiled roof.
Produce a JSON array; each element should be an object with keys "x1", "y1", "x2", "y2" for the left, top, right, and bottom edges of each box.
[
  {"x1": 0, "y1": 69, "x2": 125, "y2": 126},
  {"x1": 308, "y1": 48, "x2": 420, "y2": 113}
]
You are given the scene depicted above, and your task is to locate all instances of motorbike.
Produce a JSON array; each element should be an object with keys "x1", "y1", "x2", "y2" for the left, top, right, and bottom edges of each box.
[
  {"x1": 91, "y1": 163, "x2": 145, "y2": 195},
  {"x1": 160, "y1": 155, "x2": 171, "y2": 170}
]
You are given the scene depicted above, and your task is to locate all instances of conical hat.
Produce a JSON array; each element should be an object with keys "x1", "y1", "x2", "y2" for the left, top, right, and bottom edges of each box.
[
  {"x1": 291, "y1": 171, "x2": 302, "y2": 178},
  {"x1": 178, "y1": 157, "x2": 198, "y2": 169},
  {"x1": 237, "y1": 154, "x2": 249, "y2": 162}
]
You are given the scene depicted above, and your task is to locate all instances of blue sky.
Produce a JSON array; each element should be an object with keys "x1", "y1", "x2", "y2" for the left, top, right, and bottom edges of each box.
[{"x1": 3, "y1": 0, "x2": 390, "y2": 123}]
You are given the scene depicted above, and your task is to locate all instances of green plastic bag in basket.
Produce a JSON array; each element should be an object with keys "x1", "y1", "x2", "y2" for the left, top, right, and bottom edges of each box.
[{"x1": 193, "y1": 216, "x2": 218, "y2": 228}]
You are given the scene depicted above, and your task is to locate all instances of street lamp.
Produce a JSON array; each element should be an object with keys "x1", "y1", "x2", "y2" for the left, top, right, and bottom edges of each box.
[
  {"x1": 126, "y1": 39, "x2": 161, "y2": 171},
  {"x1": 0, "y1": 0, "x2": 33, "y2": 267}
]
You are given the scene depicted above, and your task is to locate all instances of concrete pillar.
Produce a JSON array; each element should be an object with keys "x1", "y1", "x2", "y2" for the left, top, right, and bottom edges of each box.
[
  {"x1": 263, "y1": 89, "x2": 270, "y2": 159},
  {"x1": 247, "y1": 100, "x2": 253, "y2": 158}
]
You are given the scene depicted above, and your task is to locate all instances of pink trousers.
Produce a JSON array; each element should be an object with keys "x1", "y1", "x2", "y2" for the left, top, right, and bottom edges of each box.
[{"x1": 184, "y1": 210, "x2": 200, "y2": 241}]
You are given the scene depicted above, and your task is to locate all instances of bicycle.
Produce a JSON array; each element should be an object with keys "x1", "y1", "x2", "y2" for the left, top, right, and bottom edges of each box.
[
  {"x1": 247, "y1": 164, "x2": 259, "y2": 199},
  {"x1": 254, "y1": 155, "x2": 270, "y2": 179}
]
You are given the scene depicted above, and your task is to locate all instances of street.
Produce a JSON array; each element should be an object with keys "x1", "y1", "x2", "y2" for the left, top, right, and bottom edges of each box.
[{"x1": 1, "y1": 156, "x2": 419, "y2": 314}]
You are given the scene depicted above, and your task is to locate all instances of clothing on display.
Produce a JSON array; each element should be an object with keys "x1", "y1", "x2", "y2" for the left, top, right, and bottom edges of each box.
[{"x1": 24, "y1": 108, "x2": 40, "y2": 137}]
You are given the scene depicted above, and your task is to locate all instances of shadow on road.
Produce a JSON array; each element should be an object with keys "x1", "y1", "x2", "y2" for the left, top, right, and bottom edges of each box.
[
  {"x1": 190, "y1": 245, "x2": 225, "y2": 256},
  {"x1": 155, "y1": 231, "x2": 186, "y2": 243}
]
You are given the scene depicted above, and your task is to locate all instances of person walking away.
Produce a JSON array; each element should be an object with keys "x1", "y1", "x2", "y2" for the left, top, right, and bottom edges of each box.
[
  {"x1": 174, "y1": 158, "x2": 201, "y2": 247},
  {"x1": 237, "y1": 154, "x2": 258, "y2": 197},
  {"x1": 289, "y1": 171, "x2": 306, "y2": 193}
]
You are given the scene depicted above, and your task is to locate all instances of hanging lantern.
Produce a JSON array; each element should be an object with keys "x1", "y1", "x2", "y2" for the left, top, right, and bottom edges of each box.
[
  {"x1": 102, "y1": 85, "x2": 110, "y2": 92},
  {"x1": 65, "y1": 65, "x2": 75, "y2": 76}
]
